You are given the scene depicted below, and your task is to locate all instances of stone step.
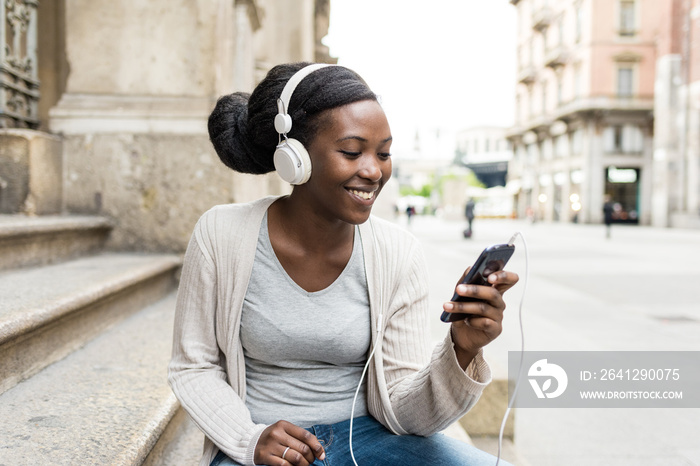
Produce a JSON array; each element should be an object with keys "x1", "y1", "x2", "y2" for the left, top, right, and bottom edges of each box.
[
  {"x1": 0, "y1": 252, "x2": 181, "y2": 395},
  {"x1": 0, "y1": 292, "x2": 181, "y2": 465},
  {"x1": 0, "y1": 214, "x2": 112, "y2": 271},
  {"x1": 144, "y1": 408, "x2": 205, "y2": 466}
]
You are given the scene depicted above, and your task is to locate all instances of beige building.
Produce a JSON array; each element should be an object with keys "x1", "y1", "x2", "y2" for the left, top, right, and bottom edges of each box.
[
  {"x1": 507, "y1": 0, "x2": 660, "y2": 224},
  {"x1": 1, "y1": 0, "x2": 333, "y2": 251}
]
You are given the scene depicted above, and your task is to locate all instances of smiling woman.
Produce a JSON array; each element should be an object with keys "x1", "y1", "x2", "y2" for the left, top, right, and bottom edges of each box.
[{"x1": 168, "y1": 62, "x2": 518, "y2": 466}]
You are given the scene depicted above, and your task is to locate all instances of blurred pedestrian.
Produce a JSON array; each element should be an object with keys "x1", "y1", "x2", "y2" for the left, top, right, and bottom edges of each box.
[
  {"x1": 603, "y1": 195, "x2": 614, "y2": 238},
  {"x1": 526, "y1": 205, "x2": 536, "y2": 224},
  {"x1": 464, "y1": 198, "x2": 475, "y2": 238},
  {"x1": 406, "y1": 204, "x2": 416, "y2": 225}
]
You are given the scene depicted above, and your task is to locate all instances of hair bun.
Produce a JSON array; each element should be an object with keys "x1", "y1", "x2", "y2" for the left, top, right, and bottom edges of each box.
[{"x1": 207, "y1": 92, "x2": 275, "y2": 174}]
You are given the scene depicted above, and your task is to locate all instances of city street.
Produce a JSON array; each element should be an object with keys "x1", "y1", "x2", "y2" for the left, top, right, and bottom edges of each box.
[{"x1": 392, "y1": 213, "x2": 700, "y2": 466}]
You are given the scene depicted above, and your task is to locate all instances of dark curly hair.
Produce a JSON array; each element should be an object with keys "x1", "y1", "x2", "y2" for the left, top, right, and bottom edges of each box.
[{"x1": 207, "y1": 62, "x2": 378, "y2": 174}]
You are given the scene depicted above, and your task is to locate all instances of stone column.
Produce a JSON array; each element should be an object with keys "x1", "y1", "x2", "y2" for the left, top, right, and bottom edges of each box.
[
  {"x1": 48, "y1": 0, "x2": 247, "y2": 252},
  {"x1": 651, "y1": 54, "x2": 682, "y2": 227}
]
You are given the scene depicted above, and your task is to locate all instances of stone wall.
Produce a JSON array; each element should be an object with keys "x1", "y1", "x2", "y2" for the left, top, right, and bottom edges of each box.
[
  {"x1": 45, "y1": 0, "x2": 322, "y2": 252},
  {"x1": 0, "y1": 129, "x2": 62, "y2": 215}
]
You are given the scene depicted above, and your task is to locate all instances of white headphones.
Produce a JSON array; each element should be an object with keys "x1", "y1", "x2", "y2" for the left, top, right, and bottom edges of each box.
[{"x1": 273, "y1": 63, "x2": 333, "y2": 185}]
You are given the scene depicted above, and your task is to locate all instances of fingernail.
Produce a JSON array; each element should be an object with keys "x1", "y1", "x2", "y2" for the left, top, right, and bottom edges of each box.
[
  {"x1": 320, "y1": 452, "x2": 326, "y2": 460},
  {"x1": 457, "y1": 284, "x2": 468, "y2": 293},
  {"x1": 443, "y1": 302, "x2": 454, "y2": 310},
  {"x1": 488, "y1": 274, "x2": 497, "y2": 283}
]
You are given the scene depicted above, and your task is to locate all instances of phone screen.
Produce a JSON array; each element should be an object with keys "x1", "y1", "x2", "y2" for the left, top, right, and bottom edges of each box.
[{"x1": 440, "y1": 243, "x2": 515, "y2": 323}]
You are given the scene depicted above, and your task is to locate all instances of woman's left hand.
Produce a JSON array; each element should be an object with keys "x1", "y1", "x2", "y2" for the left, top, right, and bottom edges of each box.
[{"x1": 442, "y1": 269, "x2": 519, "y2": 370}]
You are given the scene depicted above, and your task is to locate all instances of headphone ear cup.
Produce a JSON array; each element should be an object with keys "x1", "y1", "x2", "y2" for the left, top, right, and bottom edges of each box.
[{"x1": 274, "y1": 138, "x2": 312, "y2": 185}]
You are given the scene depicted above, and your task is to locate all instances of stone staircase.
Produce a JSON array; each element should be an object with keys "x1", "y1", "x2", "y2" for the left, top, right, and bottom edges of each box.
[{"x1": 0, "y1": 215, "x2": 204, "y2": 464}]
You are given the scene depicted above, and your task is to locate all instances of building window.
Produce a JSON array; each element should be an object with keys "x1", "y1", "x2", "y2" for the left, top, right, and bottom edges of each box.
[
  {"x1": 542, "y1": 80, "x2": 547, "y2": 114},
  {"x1": 619, "y1": 0, "x2": 636, "y2": 37},
  {"x1": 574, "y1": 64, "x2": 582, "y2": 98},
  {"x1": 541, "y1": 139, "x2": 553, "y2": 161},
  {"x1": 614, "y1": 126, "x2": 623, "y2": 150},
  {"x1": 604, "y1": 125, "x2": 623, "y2": 152},
  {"x1": 617, "y1": 66, "x2": 634, "y2": 97},
  {"x1": 527, "y1": 143, "x2": 537, "y2": 164},
  {"x1": 572, "y1": 129, "x2": 583, "y2": 154},
  {"x1": 557, "y1": 74, "x2": 563, "y2": 105},
  {"x1": 554, "y1": 134, "x2": 567, "y2": 157},
  {"x1": 558, "y1": 16, "x2": 565, "y2": 45},
  {"x1": 576, "y1": 4, "x2": 582, "y2": 43},
  {"x1": 543, "y1": 29, "x2": 548, "y2": 54},
  {"x1": 603, "y1": 125, "x2": 643, "y2": 153},
  {"x1": 485, "y1": 139, "x2": 490, "y2": 152}
]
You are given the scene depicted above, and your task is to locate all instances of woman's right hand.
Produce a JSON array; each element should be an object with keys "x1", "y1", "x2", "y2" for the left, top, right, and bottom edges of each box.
[{"x1": 254, "y1": 420, "x2": 326, "y2": 466}]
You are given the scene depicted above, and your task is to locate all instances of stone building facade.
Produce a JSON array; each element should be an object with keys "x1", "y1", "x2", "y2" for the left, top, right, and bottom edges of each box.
[
  {"x1": 1, "y1": 0, "x2": 334, "y2": 251},
  {"x1": 507, "y1": 0, "x2": 659, "y2": 224}
]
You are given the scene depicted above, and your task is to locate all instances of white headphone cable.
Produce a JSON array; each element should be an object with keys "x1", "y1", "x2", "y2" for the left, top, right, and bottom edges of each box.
[
  {"x1": 495, "y1": 231, "x2": 529, "y2": 466},
  {"x1": 349, "y1": 218, "x2": 384, "y2": 466},
  {"x1": 349, "y1": 312, "x2": 383, "y2": 466}
]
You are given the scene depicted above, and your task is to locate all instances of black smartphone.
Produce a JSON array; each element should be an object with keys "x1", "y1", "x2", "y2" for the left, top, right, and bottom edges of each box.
[{"x1": 440, "y1": 243, "x2": 515, "y2": 323}]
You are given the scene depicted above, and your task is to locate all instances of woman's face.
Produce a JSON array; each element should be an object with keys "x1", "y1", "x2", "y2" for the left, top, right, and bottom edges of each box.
[{"x1": 302, "y1": 99, "x2": 392, "y2": 225}]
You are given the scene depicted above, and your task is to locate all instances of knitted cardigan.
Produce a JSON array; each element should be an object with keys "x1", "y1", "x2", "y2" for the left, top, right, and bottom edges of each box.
[{"x1": 168, "y1": 196, "x2": 492, "y2": 466}]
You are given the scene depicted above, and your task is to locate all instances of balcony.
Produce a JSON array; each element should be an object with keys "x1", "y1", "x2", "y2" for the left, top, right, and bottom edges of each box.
[
  {"x1": 532, "y1": 6, "x2": 553, "y2": 31},
  {"x1": 518, "y1": 65, "x2": 536, "y2": 85},
  {"x1": 545, "y1": 45, "x2": 568, "y2": 68},
  {"x1": 507, "y1": 95, "x2": 654, "y2": 141},
  {"x1": 553, "y1": 95, "x2": 654, "y2": 122}
]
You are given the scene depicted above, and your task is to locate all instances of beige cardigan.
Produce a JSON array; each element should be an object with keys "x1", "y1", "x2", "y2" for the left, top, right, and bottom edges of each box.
[{"x1": 168, "y1": 196, "x2": 491, "y2": 466}]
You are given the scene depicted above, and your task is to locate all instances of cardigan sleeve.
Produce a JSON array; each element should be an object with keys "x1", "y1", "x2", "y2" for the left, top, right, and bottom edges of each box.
[
  {"x1": 168, "y1": 219, "x2": 266, "y2": 466},
  {"x1": 378, "y1": 238, "x2": 492, "y2": 436}
]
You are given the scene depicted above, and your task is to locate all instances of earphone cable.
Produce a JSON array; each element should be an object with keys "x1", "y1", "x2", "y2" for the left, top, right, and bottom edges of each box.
[
  {"x1": 495, "y1": 231, "x2": 529, "y2": 466},
  {"x1": 349, "y1": 217, "x2": 384, "y2": 466}
]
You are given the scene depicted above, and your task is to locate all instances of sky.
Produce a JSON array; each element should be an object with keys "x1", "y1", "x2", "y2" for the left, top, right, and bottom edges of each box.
[{"x1": 324, "y1": 0, "x2": 518, "y2": 159}]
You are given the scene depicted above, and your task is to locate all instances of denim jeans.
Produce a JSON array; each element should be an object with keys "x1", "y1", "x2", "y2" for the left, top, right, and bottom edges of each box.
[{"x1": 210, "y1": 415, "x2": 511, "y2": 466}]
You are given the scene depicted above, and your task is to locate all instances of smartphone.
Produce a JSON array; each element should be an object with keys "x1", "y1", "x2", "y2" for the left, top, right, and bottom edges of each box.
[{"x1": 440, "y1": 243, "x2": 515, "y2": 323}]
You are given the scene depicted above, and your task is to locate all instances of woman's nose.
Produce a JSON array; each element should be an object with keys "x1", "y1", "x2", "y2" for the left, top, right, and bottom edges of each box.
[{"x1": 359, "y1": 154, "x2": 383, "y2": 182}]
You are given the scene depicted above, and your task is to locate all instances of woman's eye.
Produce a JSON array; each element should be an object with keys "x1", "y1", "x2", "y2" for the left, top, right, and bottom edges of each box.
[
  {"x1": 378, "y1": 152, "x2": 392, "y2": 158},
  {"x1": 340, "y1": 150, "x2": 361, "y2": 157}
]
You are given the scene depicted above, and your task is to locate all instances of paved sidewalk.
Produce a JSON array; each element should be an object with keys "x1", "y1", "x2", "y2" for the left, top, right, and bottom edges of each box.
[{"x1": 391, "y1": 213, "x2": 700, "y2": 466}]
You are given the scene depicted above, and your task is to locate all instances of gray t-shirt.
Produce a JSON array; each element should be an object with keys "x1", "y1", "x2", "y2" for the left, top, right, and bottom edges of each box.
[{"x1": 240, "y1": 214, "x2": 370, "y2": 427}]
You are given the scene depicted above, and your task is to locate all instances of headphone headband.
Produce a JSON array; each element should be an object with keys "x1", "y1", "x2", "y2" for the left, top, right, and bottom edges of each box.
[
  {"x1": 275, "y1": 64, "x2": 334, "y2": 135},
  {"x1": 278, "y1": 64, "x2": 333, "y2": 118}
]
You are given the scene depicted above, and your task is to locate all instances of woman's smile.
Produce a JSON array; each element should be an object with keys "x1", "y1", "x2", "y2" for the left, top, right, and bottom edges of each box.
[
  {"x1": 346, "y1": 187, "x2": 376, "y2": 202},
  {"x1": 300, "y1": 99, "x2": 392, "y2": 225}
]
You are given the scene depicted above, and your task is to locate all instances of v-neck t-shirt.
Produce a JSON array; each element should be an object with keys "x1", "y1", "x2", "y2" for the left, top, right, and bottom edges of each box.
[{"x1": 240, "y1": 213, "x2": 370, "y2": 427}]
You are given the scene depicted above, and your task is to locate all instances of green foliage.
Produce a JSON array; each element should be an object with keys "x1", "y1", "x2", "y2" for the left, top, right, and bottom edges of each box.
[
  {"x1": 436, "y1": 170, "x2": 485, "y2": 196},
  {"x1": 399, "y1": 169, "x2": 485, "y2": 199},
  {"x1": 400, "y1": 183, "x2": 433, "y2": 198}
]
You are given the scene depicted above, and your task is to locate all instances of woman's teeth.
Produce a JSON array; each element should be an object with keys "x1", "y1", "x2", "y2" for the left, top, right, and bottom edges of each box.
[{"x1": 349, "y1": 189, "x2": 374, "y2": 200}]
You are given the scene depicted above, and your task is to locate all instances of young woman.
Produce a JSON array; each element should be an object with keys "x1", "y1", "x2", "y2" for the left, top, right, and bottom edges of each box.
[{"x1": 168, "y1": 62, "x2": 519, "y2": 466}]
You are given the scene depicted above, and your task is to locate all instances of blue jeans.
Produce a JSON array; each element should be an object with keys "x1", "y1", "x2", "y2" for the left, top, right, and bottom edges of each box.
[{"x1": 210, "y1": 416, "x2": 510, "y2": 466}]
